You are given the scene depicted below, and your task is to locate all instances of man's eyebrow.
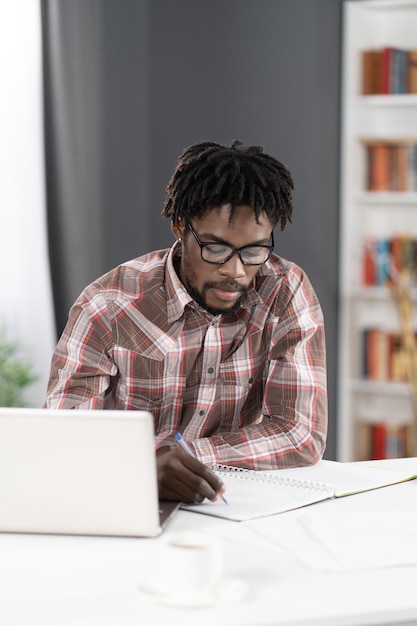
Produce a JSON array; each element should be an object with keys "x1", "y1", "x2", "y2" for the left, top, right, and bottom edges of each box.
[{"x1": 198, "y1": 231, "x2": 272, "y2": 246}]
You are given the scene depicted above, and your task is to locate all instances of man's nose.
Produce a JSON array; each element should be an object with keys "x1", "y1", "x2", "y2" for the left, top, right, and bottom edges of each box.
[{"x1": 218, "y1": 253, "x2": 246, "y2": 278}]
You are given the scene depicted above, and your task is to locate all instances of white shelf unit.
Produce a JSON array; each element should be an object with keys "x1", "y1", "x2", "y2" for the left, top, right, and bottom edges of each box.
[{"x1": 338, "y1": 0, "x2": 417, "y2": 461}]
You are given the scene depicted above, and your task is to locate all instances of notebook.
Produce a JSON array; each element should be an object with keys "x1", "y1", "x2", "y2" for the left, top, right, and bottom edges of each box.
[
  {"x1": 181, "y1": 461, "x2": 417, "y2": 522},
  {"x1": 0, "y1": 407, "x2": 180, "y2": 537}
]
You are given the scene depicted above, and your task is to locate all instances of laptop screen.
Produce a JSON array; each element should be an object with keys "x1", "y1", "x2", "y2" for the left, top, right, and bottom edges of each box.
[{"x1": 0, "y1": 407, "x2": 179, "y2": 537}]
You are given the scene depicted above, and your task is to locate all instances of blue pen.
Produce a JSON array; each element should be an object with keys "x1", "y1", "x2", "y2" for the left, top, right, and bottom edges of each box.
[{"x1": 174, "y1": 432, "x2": 228, "y2": 504}]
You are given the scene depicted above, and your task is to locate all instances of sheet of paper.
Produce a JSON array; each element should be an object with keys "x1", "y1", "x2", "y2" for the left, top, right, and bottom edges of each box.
[
  {"x1": 245, "y1": 515, "x2": 341, "y2": 571},
  {"x1": 299, "y1": 511, "x2": 417, "y2": 570},
  {"x1": 200, "y1": 520, "x2": 291, "y2": 556}
]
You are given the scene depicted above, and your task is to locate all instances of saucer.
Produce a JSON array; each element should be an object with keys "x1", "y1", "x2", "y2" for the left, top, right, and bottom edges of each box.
[{"x1": 139, "y1": 575, "x2": 248, "y2": 608}]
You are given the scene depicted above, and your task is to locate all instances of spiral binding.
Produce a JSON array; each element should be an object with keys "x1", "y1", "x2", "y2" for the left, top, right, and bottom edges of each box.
[{"x1": 211, "y1": 463, "x2": 333, "y2": 494}]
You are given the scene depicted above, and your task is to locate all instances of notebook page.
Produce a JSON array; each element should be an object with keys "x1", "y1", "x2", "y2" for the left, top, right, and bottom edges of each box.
[
  {"x1": 268, "y1": 460, "x2": 417, "y2": 497},
  {"x1": 181, "y1": 466, "x2": 335, "y2": 521}
]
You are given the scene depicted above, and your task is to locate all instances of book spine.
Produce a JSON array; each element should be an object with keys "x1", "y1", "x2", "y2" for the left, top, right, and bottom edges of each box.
[
  {"x1": 363, "y1": 238, "x2": 376, "y2": 286},
  {"x1": 381, "y1": 47, "x2": 393, "y2": 94},
  {"x1": 408, "y1": 49, "x2": 417, "y2": 94},
  {"x1": 375, "y1": 239, "x2": 390, "y2": 286},
  {"x1": 409, "y1": 145, "x2": 417, "y2": 192},
  {"x1": 370, "y1": 143, "x2": 390, "y2": 191},
  {"x1": 371, "y1": 423, "x2": 386, "y2": 459},
  {"x1": 397, "y1": 144, "x2": 408, "y2": 192},
  {"x1": 356, "y1": 422, "x2": 372, "y2": 461},
  {"x1": 362, "y1": 49, "x2": 382, "y2": 95},
  {"x1": 391, "y1": 48, "x2": 408, "y2": 94}
]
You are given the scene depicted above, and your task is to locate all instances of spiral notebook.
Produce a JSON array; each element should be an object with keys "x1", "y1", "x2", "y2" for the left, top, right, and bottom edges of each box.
[
  {"x1": 181, "y1": 464, "x2": 336, "y2": 521},
  {"x1": 181, "y1": 461, "x2": 417, "y2": 521}
]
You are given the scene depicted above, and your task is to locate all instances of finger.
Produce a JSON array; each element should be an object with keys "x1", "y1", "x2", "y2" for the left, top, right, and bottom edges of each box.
[
  {"x1": 162, "y1": 475, "x2": 206, "y2": 503},
  {"x1": 178, "y1": 451, "x2": 226, "y2": 497},
  {"x1": 156, "y1": 448, "x2": 226, "y2": 502},
  {"x1": 160, "y1": 455, "x2": 219, "y2": 502},
  {"x1": 158, "y1": 481, "x2": 204, "y2": 503}
]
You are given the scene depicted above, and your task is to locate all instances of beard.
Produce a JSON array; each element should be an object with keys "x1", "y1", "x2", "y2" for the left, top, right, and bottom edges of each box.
[
  {"x1": 186, "y1": 282, "x2": 246, "y2": 316},
  {"x1": 177, "y1": 245, "x2": 248, "y2": 316}
]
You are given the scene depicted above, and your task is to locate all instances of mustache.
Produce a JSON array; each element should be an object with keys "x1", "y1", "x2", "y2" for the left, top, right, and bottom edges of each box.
[{"x1": 206, "y1": 281, "x2": 247, "y2": 292}]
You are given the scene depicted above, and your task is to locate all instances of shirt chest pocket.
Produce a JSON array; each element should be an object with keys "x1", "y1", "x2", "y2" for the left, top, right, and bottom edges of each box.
[{"x1": 113, "y1": 347, "x2": 185, "y2": 413}]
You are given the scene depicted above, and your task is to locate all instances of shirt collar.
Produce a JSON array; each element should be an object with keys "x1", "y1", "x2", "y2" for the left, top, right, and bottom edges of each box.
[{"x1": 165, "y1": 243, "x2": 193, "y2": 323}]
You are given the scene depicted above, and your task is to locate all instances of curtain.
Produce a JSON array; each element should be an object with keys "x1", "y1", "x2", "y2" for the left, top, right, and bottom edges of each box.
[
  {"x1": 41, "y1": 0, "x2": 153, "y2": 336},
  {"x1": 41, "y1": 0, "x2": 105, "y2": 335},
  {"x1": 0, "y1": 1, "x2": 56, "y2": 407}
]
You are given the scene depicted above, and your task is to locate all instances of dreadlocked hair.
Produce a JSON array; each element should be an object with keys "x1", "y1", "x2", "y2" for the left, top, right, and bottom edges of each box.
[{"x1": 162, "y1": 139, "x2": 293, "y2": 230}]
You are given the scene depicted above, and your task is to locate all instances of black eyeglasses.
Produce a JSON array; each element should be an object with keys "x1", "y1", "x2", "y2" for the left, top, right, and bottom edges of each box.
[{"x1": 186, "y1": 222, "x2": 274, "y2": 266}]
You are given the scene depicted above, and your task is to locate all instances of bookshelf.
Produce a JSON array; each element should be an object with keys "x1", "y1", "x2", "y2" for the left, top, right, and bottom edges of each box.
[{"x1": 338, "y1": 0, "x2": 417, "y2": 461}]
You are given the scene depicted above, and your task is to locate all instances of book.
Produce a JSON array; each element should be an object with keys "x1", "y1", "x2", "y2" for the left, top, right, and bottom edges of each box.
[
  {"x1": 180, "y1": 461, "x2": 417, "y2": 522},
  {"x1": 408, "y1": 49, "x2": 417, "y2": 94},
  {"x1": 368, "y1": 143, "x2": 390, "y2": 191},
  {"x1": 362, "y1": 49, "x2": 382, "y2": 95},
  {"x1": 356, "y1": 422, "x2": 372, "y2": 462},
  {"x1": 381, "y1": 46, "x2": 394, "y2": 94},
  {"x1": 362, "y1": 238, "x2": 376, "y2": 286},
  {"x1": 407, "y1": 144, "x2": 417, "y2": 191},
  {"x1": 375, "y1": 238, "x2": 390, "y2": 285},
  {"x1": 363, "y1": 328, "x2": 384, "y2": 380},
  {"x1": 390, "y1": 333, "x2": 407, "y2": 382},
  {"x1": 391, "y1": 48, "x2": 408, "y2": 94},
  {"x1": 371, "y1": 423, "x2": 387, "y2": 459},
  {"x1": 390, "y1": 235, "x2": 401, "y2": 279},
  {"x1": 369, "y1": 328, "x2": 389, "y2": 381},
  {"x1": 397, "y1": 145, "x2": 409, "y2": 191},
  {"x1": 385, "y1": 423, "x2": 409, "y2": 459}
]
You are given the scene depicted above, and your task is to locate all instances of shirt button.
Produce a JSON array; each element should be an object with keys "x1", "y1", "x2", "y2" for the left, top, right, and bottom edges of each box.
[
  {"x1": 248, "y1": 377, "x2": 254, "y2": 384},
  {"x1": 207, "y1": 367, "x2": 214, "y2": 374},
  {"x1": 199, "y1": 410, "x2": 205, "y2": 416}
]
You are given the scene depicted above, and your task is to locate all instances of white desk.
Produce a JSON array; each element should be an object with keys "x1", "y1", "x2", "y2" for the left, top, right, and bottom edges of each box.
[{"x1": 1, "y1": 458, "x2": 417, "y2": 626}]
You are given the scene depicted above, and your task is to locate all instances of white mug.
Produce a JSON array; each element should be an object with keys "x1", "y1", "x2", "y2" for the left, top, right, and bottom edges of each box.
[{"x1": 157, "y1": 531, "x2": 224, "y2": 597}]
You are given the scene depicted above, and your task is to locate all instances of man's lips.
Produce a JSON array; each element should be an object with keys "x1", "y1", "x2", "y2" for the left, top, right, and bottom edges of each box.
[
  {"x1": 210, "y1": 284, "x2": 245, "y2": 301},
  {"x1": 210, "y1": 282, "x2": 245, "y2": 292}
]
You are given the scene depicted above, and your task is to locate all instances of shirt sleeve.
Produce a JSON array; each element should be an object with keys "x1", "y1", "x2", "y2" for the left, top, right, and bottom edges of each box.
[
  {"x1": 189, "y1": 266, "x2": 328, "y2": 470},
  {"x1": 44, "y1": 289, "x2": 117, "y2": 409}
]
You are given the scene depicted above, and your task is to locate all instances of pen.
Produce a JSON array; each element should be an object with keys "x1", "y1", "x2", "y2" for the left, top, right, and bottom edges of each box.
[{"x1": 174, "y1": 432, "x2": 228, "y2": 504}]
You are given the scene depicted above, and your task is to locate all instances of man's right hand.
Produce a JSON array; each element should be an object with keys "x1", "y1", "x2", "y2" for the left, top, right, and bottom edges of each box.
[{"x1": 156, "y1": 446, "x2": 226, "y2": 503}]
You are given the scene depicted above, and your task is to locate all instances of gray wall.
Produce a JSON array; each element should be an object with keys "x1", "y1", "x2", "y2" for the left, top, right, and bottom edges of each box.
[{"x1": 48, "y1": 0, "x2": 342, "y2": 459}]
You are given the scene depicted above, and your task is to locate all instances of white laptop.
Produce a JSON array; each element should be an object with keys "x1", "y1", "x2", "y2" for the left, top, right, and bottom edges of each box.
[{"x1": 0, "y1": 407, "x2": 180, "y2": 537}]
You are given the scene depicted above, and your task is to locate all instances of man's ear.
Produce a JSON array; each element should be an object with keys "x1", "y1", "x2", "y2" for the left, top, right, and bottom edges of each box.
[{"x1": 171, "y1": 219, "x2": 185, "y2": 241}]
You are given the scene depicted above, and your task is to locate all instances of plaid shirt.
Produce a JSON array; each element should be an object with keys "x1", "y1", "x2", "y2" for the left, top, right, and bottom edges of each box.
[{"x1": 45, "y1": 244, "x2": 327, "y2": 470}]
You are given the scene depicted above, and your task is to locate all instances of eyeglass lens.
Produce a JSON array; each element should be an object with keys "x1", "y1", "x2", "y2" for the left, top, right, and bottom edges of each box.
[
  {"x1": 187, "y1": 221, "x2": 273, "y2": 266},
  {"x1": 201, "y1": 244, "x2": 270, "y2": 265}
]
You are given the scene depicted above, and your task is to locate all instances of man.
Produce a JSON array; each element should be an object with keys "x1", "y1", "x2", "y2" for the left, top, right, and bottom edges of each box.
[{"x1": 45, "y1": 140, "x2": 328, "y2": 503}]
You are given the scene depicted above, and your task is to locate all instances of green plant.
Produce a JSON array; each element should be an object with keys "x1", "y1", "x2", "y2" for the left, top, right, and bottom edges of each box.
[{"x1": 0, "y1": 331, "x2": 37, "y2": 407}]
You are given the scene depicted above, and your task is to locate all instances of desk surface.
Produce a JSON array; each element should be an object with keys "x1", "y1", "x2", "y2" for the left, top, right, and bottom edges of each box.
[{"x1": 1, "y1": 458, "x2": 417, "y2": 626}]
